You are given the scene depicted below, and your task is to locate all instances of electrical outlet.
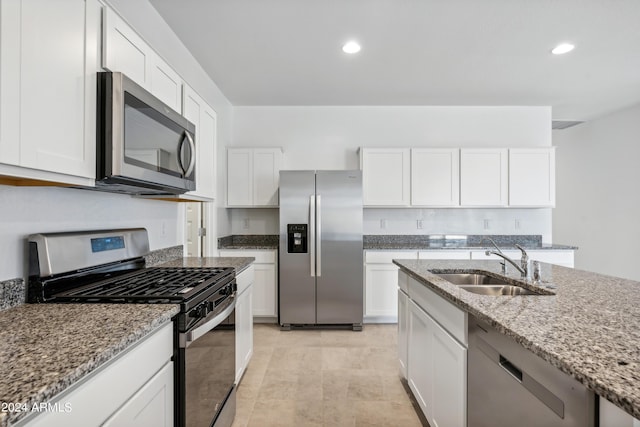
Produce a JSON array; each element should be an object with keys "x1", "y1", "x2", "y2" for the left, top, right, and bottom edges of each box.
[
  {"x1": 515, "y1": 219, "x2": 521, "y2": 230},
  {"x1": 380, "y1": 219, "x2": 387, "y2": 229},
  {"x1": 243, "y1": 218, "x2": 250, "y2": 229},
  {"x1": 484, "y1": 219, "x2": 490, "y2": 230},
  {"x1": 417, "y1": 219, "x2": 424, "y2": 229}
]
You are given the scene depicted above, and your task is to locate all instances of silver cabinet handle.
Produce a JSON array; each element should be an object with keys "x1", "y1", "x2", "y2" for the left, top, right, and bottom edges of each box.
[
  {"x1": 316, "y1": 194, "x2": 321, "y2": 277},
  {"x1": 309, "y1": 195, "x2": 315, "y2": 277}
]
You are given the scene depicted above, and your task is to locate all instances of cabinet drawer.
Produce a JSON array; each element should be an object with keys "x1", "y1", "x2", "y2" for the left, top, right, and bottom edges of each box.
[
  {"x1": 365, "y1": 251, "x2": 418, "y2": 264},
  {"x1": 398, "y1": 270, "x2": 409, "y2": 293},
  {"x1": 419, "y1": 250, "x2": 470, "y2": 260},
  {"x1": 220, "y1": 250, "x2": 276, "y2": 264},
  {"x1": 408, "y1": 276, "x2": 467, "y2": 346}
]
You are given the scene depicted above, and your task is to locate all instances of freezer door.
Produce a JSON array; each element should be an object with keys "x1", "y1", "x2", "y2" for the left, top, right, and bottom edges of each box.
[
  {"x1": 279, "y1": 171, "x2": 317, "y2": 325},
  {"x1": 315, "y1": 170, "x2": 363, "y2": 324}
]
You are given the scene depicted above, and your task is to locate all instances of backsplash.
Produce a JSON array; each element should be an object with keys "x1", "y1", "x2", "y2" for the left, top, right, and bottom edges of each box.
[{"x1": 229, "y1": 207, "x2": 553, "y2": 243}]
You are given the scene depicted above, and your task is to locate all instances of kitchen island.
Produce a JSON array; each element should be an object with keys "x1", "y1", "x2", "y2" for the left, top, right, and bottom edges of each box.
[{"x1": 394, "y1": 259, "x2": 640, "y2": 423}]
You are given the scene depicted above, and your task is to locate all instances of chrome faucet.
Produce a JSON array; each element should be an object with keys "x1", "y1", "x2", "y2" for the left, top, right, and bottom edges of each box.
[{"x1": 482, "y1": 237, "x2": 530, "y2": 278}]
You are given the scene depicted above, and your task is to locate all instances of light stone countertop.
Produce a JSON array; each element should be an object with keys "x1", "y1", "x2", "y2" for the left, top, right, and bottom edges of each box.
[
  {"x1": 0, "y1": 304, "x2": 178, "y2": 427},
  {"x1": 393, "y1": 259, "x2": 640, "y2": 419},
  {"x1": 157, "y1": 256, "x2": 255, "y2": 272}
]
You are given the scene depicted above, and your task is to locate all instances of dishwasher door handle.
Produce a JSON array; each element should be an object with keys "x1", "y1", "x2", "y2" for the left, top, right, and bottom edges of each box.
[{"x1": 499, "y1": 355, "x2": 523, "y2": 382}]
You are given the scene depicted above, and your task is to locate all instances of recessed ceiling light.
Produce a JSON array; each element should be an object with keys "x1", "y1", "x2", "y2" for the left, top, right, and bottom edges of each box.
[
  {"x1": 342, "y1": 41, "x2": 361, "y2": 54},
  {"x1": 551, "y1": 43, "x2": 575, "y2": 55}
]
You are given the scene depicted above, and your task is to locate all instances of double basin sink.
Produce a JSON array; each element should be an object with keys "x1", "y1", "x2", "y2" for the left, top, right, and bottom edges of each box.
[{"x1": 434, "y1": 273, "x2": 544, "y2": 296}]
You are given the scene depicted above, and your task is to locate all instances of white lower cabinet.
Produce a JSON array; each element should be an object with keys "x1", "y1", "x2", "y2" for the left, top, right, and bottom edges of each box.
[
  {"x1": 402, "y1": 270, "x2": 468, "y2": 427},
  {"x1": 470, "y1": 249, "x2": 575, "y2": 268},
  {"x1": 398, "y1": 289, "x2": 409, "y2": 379},
  {"x1": 599, "y1": 397, "x2": 640, "y2": 427},
  {"x1": 364, "y1": 251, "x2": 418, "y2": 323},
  {"x1": 220, "y1": 250, "x2": 278, "y2": 321},
  {"x1": 235, "y1": 265, "x2": 255, "y2": 383},
  {"x1": 20, "y1": 323, "x2": 173, "y2": 427}
]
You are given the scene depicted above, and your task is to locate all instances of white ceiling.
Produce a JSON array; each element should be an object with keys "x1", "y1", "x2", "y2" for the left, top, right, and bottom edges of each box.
[{"x1": 149, "y1": 0, "x2": 640, "y2": 121}]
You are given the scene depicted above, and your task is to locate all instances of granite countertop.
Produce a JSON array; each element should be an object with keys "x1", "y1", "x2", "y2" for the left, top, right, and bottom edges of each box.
[
  {"x1": 364, "y1": 234, "x2": 577, "y2": 250},
  {"x1": 158, "y1": 256, "x2": 255, "y2": 272},
  {"x1": 0, "y1": 304, "x2": 178, "y2": 427},
  {"x1": 218, "y1": 235, "x2": 278, "y2": 250},
  {"x1": 393, "y1": 259, "x2": 640, "y2": 419}
]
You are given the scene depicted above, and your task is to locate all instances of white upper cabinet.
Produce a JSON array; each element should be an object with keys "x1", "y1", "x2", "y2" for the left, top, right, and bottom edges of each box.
[
  {"x1": 103, "y1": 7, "x2": 183, "y2": 113},
  {"x1": 509, "y1": 148, "x2": 556, "y2": 207},
  {"x1": 0, "y1": 0, "x2": 101, "y2": 185},
  {"x1": 227, "y1": 148, "x2": 282, "y2": 207},
  {"x1": 411, "y1": 148, "x2": 460, "y2": 206},
  {"x1": 183, "y1": 85, "x2": 216, "y2": 200},
  {"x1": 460, "y1": 148, "x2": 508, "y2": 207},
  {"x1": 360, "y1": 148, "x2": 411, "y2": 206},
  {"x1": 103, "y1": 7, "x2": 149, "y2": 87}
]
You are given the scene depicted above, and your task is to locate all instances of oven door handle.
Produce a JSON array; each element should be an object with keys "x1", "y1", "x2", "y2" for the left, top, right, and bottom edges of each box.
[{"x1": 181, "y1": 295, "x2": 235, "y2": 348}]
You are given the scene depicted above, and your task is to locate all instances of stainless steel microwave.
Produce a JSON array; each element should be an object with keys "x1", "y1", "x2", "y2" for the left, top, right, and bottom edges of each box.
[{"x1": 96, "y1": 72, "x2": 196, "y2": 195}]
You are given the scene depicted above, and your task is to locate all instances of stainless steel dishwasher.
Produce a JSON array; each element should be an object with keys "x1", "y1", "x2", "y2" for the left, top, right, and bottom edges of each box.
[{"x1": 468, "y1": 316, "x2": 595, "y2": 427}]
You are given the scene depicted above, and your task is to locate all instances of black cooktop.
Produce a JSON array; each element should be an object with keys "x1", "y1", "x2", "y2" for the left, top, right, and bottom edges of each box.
[{"x1": 53, "y1": 267, "x2": 235, "y2": 303}]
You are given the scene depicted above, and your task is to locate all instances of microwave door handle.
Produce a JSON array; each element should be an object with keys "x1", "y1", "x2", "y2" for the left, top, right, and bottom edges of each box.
[
  {"x1": 183, "y1": 131, "x2": 196, "y2": 177},
  {"x1": 176, "y1": 136, "x2": 187, "y2": 174}
]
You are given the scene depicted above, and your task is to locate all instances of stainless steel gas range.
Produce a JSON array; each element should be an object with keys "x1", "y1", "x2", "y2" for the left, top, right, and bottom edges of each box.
[{"x1": 27, "y1": 228, "x2": 236, "y2": 427}]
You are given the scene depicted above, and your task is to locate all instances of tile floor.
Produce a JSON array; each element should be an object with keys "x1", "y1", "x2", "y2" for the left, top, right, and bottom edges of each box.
[{"x1": 231, "y1": 324, "x2": 426, "y2": 427}]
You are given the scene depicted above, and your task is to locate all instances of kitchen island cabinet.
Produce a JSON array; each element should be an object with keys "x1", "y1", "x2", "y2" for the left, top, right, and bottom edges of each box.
[{"x1": 394, "y1": 259, "x2": 640, "y2": 424}]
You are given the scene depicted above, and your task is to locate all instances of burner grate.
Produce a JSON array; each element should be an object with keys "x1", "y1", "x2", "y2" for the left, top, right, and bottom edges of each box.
[{"x1": 59, "y1": 267, "x2": 233, "y2": 300}]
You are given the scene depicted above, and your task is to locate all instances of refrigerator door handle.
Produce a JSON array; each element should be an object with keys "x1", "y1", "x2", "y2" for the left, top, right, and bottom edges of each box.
[
  {"x1": 309, "y1": 195, "x2": 316, "y2": 277},
  {"x1": 316, "y1": 195, "x2": 321, "y2": 277}
]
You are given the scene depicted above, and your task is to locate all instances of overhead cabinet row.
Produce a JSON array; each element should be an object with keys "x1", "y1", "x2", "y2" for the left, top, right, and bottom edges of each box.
[
  {"x1": 360, "y1": 147, "x2": 555, "y2": 207},
  {"x1": 0, "y1": 0, "x2": 216, "y2": 200}
]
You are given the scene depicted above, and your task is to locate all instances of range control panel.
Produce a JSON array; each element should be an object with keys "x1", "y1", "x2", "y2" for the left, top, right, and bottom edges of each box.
[{"x1": 287, "y1": 224, "x2": 308, "y2": 253}]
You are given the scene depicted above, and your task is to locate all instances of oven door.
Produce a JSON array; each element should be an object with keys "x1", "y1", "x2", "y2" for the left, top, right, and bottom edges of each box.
[{"x1": 178, "y1": 294, "x2": 236, "y2": 427}]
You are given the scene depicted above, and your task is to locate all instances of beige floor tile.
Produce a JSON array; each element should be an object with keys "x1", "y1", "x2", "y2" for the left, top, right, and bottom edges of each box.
[{"x1": 236, "y1": 324, "x2": 425, "y2": 427}]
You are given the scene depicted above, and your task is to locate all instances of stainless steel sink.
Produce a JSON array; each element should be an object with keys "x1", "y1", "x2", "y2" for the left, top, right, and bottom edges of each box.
[
  {"x1": 434, "y1": 273, "x2": 512, "y2": 286},
  {"x1": 458, "y1": 285, "x2": 536, "y2": 296},
  {"x1": 434, "y1": 272, "x2": 540, "y2": 296}
]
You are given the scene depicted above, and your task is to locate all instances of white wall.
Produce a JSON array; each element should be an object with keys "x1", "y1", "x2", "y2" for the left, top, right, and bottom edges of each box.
[
  {"x1": 553, "y1": 103, "x2": 640, "y2": 280},
  {"x1": 0, "y1": 186, "x2": 179, "y2": 279},
  {"x1": 228, "y1": 106, "x2": 553, "y2": 240}
]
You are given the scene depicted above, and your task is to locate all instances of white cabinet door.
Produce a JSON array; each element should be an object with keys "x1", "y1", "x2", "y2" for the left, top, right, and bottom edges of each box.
[
  {"x1": 431, "y1": 315, "x2": 467, "y2": 427},
  {"x1": 253, "y1": 263, "x2": 277, "y2": 317},
  {"x1": 408, "y1": 299, "x2": 434, "y2": 421},
  {"x1": 0, "y1": 0, "x2": 99, "y2": 181},
  {"x1": 227, "y1": 148, "x2": 282, "y2": 207},
  {"x1": 184, "y1": 85, "x2": 216, "y2": 199},
  {"x1": 408, "y1": 299, "x2": 467, "y2": 427},
  {"x1": 398, "y1": 288, "x2": 409, "y2": 379},
  {"x1": 460, "y1": 148, "x2": 508, "y2": 206},
  {"x1": 509, "y1": 148, "x2": 556, "y2": 207},
  {"x1": 150, "y1": 58, "x2": 182, "y2": 113},
  {"x1": 411, "y1": 148, "x2": 460, "y2": 206},
  {"x1": 226, "y1": 149, "x2": 253, "y2": 206},
  {"x1": 253, "y1": 148, "x2": 282, "y2": 206},
  {"x1": 360, "y1": 148, "x2": 410, "y2": 206},
  {"x1": 235, "y1": 285, "x2": 253, "y2": 383},
  {"x1": 102, "y1": 362, "x2": 173, "y2": 427},
  {"x1": 365, "y1": 263, "x2": 399, "y2": 321},
  {"x1": 103, "y1": 7, "x2": 150, "y2": 88}
]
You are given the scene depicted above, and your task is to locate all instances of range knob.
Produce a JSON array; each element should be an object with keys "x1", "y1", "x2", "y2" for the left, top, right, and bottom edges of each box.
[{"x1": 190, "y1": 302, "x2": 209, "y2": 318}]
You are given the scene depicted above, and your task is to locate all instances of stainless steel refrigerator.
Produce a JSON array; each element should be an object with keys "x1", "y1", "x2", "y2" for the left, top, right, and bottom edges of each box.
[{"x1": 279, "y1": 170, "x2": 363, "y2": 330}]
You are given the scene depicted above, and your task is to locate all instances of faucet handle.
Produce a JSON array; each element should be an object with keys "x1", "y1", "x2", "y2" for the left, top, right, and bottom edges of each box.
[{"x1": 514, "y1": 244, "x2": 529, "y2": 261}]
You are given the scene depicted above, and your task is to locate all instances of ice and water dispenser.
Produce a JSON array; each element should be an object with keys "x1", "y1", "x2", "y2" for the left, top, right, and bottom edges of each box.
[{"x1": 287, "y1": 224, "x2": 308, "y2": 253}]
